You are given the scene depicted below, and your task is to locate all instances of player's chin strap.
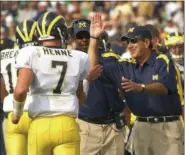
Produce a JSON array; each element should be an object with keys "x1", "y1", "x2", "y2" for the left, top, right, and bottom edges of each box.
[
  {"x1": 13, "y1": 99, "x2": 25, "y2": 117},
  {"x1": 102, "y1": 39, "x2": 107, "y2": 52},
  {"x1": 57, "y1": 27, "x2": 67, "y2": 49}
]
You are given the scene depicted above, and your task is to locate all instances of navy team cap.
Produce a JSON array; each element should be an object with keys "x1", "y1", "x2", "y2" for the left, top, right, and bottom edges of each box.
[
  {"x1": 121, "y1": 26, "x2": 152, "y2": 41},
  {"x1": 72, "y1": 19, "x2": 90, "y2": 35}
]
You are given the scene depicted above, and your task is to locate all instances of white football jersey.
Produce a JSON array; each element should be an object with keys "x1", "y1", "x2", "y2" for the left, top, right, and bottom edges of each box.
[
  {"x1": 15, "y1": 46, "x2": 90, "y2": 117},
  {"x1": 0, "y1": 48, "x2": 18, "y2": 94},
  {"x1": 0, "y1": 48, "x2": 32, "y2": 112}
]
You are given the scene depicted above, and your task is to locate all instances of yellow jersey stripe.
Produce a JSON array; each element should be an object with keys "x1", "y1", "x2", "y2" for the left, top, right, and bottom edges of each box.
[
  {"x1": 119, "y1": 58, "x2": 136, "y2": 63},
  {"x1": 101, "y1": 52, "x2": 120, "y2": 60},
  {"x1": 156, "y1": 54, "x2": 169, "y2": 72}
]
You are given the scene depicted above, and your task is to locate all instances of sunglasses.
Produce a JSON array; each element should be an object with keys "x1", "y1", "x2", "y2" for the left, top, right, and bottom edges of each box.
[{"x1": 126, "y1": 37, "x2": 144, "y2": 44}]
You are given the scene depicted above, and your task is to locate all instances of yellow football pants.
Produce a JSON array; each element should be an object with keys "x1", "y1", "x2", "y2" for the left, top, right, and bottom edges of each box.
[
  {"x1": 5, "y1": 112, "x2": 32, "y2": 155},
  {"x1": 28, "y1": 115, "x2": 80, "y2": 155}
]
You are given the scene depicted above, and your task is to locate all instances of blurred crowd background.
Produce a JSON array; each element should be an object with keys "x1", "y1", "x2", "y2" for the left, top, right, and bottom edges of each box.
[{"x1": 1, "y1": 1, "x2": 184, "y2": 47}]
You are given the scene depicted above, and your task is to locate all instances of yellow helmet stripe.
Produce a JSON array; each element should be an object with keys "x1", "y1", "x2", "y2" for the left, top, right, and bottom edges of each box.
[
  {"x1": 16, "y1": 26, "x2": 27, "y2": 42},
  {"x1": 42, "y1": 12, "x2": 49, "y2": 36},
  {"x1": 47, "y1": 15, "x2": 63, "y2": 36},
  {"x1": 37, "y1": 22, "x2": 42, "y2": 36},
  {"x1": 29, "y1": 21, "x2": 37, "y2": 41},
  {"x1": 24, "y1": 20, "x2": 29, "y2": 41}
]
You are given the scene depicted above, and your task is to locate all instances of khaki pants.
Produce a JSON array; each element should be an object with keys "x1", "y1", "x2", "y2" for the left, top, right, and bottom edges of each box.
[
  {"x1": 77, "y1": 118, "x2": 125, "y2": 155},
  {"x1": 132, "y1": 120, "x2": 184, "y2": 155}
]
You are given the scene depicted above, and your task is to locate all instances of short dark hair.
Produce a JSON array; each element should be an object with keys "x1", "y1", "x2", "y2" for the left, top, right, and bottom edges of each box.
[{"x1": 144, "y1": 24, "x2": 160, "y2": 39}]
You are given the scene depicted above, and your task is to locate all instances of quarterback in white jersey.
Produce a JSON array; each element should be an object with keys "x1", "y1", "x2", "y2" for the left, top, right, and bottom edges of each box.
[
  {"x1": 15, "y1": 46, "x2": 89, "y2": 118},
  {"x1": 0, "y1": 19, "x2": 38, "y2": 155},
  {"x1": 12, "y1": 12, "x2": 90, "y2": 155}
]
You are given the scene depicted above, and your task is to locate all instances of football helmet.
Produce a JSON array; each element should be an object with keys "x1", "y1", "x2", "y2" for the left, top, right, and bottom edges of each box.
[
  {"x1": 16, "y1": 20, "x2": 38, "y2": 48},
  {"x1": 37, "y1": 11, "x2": 68, "y2": 47},
  {"x1": 164, "y1": 32, "x2": 184, "y2": 46},
  {"x1": 164, "y1": 32, "x2": 184, "y2": 65}
]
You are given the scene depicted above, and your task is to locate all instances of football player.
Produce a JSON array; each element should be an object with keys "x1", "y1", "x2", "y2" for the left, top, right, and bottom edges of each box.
[
  {"x1": 12, "y1": 12, "x2": 90, "y2": 155},
  {"x1": 165, "y1": 32, "x2": 184, "y2": 119},
  {"x1": 0, "y1": 20, "x2": 38, "y2": 155}
]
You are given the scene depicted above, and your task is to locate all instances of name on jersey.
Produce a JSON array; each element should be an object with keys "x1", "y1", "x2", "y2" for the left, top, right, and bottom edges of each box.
[
  {"x1": 0, "y1": 50, "x2": 18, "y2": 60},
  {"x1": 43, "y1": 48, "x2": 73, "y2": 57}
]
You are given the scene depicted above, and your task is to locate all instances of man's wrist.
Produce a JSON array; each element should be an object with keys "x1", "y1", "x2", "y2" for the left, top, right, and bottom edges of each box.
[
  {"x1": 140, "y1": 84, "x2": 146, "y2": 92},
  {"x1": 13, "y1": 99, "x2": 25, "y2": 117},
  {"x1": 90, "y1": 36, "x2": 99, "y2": 40},
  {"x1": 83, "y1": 79, "x2": 89, "y2": 97}
]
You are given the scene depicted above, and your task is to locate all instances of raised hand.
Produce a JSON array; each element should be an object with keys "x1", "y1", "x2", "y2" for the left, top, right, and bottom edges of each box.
[{"x1": 90, "y1": 13, "x2": 105, "y2": 38}]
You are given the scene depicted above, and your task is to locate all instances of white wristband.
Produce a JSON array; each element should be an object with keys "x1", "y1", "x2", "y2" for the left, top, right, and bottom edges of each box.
[
  {"x1": 13, "y1": 99, "x2": 25, "y2": 117},
  {"x1": 83, "y1": 79, "x2": 89, "y2": 96}
]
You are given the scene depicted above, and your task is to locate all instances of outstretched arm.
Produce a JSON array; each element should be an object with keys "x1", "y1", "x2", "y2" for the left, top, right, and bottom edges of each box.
[
  {"x1": 88, "y1": 13, "x2": 105, "y2": 69},
  {"x1": 121, "y1": 77, "x2": 168, "y2": 95}
]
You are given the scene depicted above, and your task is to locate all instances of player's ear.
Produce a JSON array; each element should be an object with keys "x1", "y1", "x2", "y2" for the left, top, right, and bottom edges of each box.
[{"x1": 144, "y1": 39, "x2": 150, "y2": 48}]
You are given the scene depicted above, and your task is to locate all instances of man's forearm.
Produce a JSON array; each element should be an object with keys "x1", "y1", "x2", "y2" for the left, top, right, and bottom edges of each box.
[
  {"x1": 145, "y1": 83, "x2": 168, "y2": 95},
  {"x1": 13, "y1": 89, "x2": 27, "y2": 102},
  {"x1": 88, "y1": 38, "x2": 99, "y2": 69}
]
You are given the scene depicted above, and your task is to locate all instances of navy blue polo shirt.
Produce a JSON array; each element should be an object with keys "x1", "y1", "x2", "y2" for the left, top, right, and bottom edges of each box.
[
  {"x1": 79, "y1": 49, "x2": 124, "y2": 119},
  {"x1": 101, "y1": 51, "x2": 182, "y2": 117}
]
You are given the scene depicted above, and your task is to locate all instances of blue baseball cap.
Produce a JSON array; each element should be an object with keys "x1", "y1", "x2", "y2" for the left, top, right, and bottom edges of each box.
[
  {"x1": 121, "y1": 26, "x2": 152, "y2": 41},
  {"x1": 72, "y1": 19, "x2": 90, "y2": 36}
]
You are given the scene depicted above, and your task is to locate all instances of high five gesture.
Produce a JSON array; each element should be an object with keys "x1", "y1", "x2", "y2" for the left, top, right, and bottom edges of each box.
[
  {"x1": 90, "y1": 13, "x2": 105, "y2": 38},
  {"x1": 88, "y1": 13, "x2": 105, "y2": 69}
]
